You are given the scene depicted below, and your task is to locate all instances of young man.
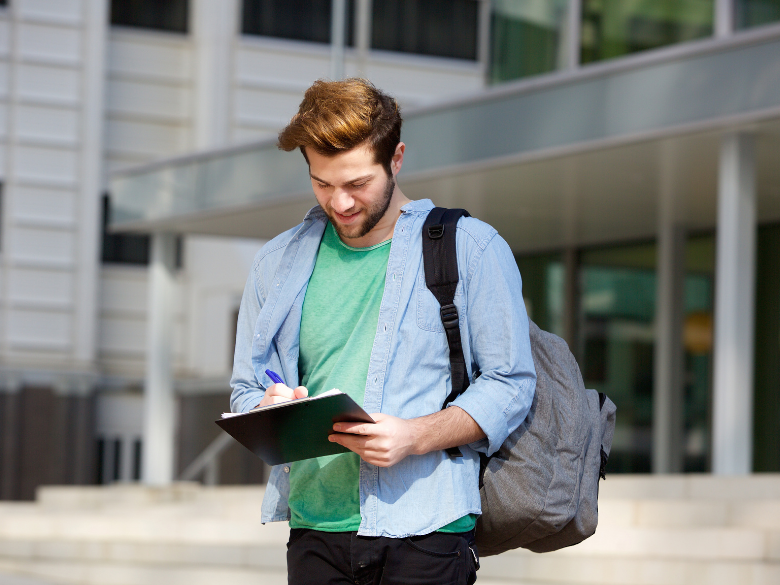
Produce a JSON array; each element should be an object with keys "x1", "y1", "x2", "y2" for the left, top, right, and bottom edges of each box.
[{"x1": 230, "y1": 78, "x2": 536, "y2": 584}]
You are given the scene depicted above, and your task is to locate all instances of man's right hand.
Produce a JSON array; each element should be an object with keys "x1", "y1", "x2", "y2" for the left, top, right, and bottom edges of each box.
[{"x1": 256, "y1": 383, "x2": 308, "y2": 408}]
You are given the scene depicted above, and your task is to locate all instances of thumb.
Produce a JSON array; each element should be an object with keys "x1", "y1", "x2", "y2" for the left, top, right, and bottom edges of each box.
[{"x1": 294, "y1": 386, "x2": 308, "y2": 398}]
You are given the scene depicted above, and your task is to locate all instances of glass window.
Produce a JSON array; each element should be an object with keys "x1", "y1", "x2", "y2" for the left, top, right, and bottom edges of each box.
[
  {"x1": 579, "y1": 237, "x2": 715, "y2": 474},
  {"x1": 579, "y1": 242, "x2": 657, "y2": 473},
  {"x1": 372, "y1": 0, "x2": 478, "y2": 60},
  {"x1": 101, "y1": 195, "x2": 184, "y2": 268},
  {"x1": 110, "y1": 0, "x2": 189, "y2": 34},
  {"x1": 682, "y1": 234, "x2": 715, "y2": 473},
  {"x1": 242, "y1": 0, "x2": 354, "y2": 45},
  {"x1": 736, "y1": 0, "x2": 780, "y2": 29},
  {"x1": 514, "y1": 252, "x2": 565, "y2": 336},
  {"x1": 754, "y1": 223, "x2": 780, "y2": 472},
  {"x1": 101, "y1": 195, "x2": 150, "y2": 265},
  {"x1": 580, "y1": 0, "x2": 714, "y2": 65},
  {"x1": 490, "y1": 0, "x2": 570, "y2": 83}
]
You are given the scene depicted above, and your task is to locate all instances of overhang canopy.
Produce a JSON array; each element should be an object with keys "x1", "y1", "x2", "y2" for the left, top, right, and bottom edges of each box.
[{"x1": 109, "y1": 26, "x2": 780, "y2": 253}]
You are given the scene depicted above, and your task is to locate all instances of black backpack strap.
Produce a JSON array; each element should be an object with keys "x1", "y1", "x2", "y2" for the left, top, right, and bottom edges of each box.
[{"x1": 422, "y1": 207, "x2": 470, "y2": 457}]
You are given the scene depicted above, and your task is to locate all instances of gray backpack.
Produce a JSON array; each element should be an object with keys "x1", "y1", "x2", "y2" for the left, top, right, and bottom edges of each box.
[{"x1": 422, "y1": 208, "x2": 617, "y2": 556}]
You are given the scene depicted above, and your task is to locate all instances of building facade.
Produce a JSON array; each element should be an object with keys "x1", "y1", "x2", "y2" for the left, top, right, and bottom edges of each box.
[{"x1": 1, "y1": 0, "x2": 779, "y2": 498}]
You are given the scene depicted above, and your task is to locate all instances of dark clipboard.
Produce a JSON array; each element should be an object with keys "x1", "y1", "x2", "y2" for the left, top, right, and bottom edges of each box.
[{"x1": 215, "y1": 391, "x2": 375, "y2": 466}]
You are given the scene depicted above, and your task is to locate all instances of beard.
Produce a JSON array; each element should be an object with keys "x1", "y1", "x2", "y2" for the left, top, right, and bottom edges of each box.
[{"x1": 327, "y1": 175, "x2": 395, "y2": 241}]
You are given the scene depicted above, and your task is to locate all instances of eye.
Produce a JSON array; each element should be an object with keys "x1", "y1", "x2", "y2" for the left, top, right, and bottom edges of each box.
[
  {"x1": 316, "y1": 182, "x2": 328, "y2": 189},
  {"x1": 351, "y1": 181, "x2": 368, "y2": 188}
]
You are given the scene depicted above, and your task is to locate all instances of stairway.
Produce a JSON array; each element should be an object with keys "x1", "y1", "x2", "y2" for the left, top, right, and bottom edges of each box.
[{"x1": 0, "y1": 475, "x2": 778, "y2": 585}]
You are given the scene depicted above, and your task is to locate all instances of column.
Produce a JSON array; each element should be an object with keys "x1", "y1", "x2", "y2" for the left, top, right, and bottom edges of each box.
[
  {"x1": 715, "y1": 0, "x2": 735, "y2": 37},
  {"x1": 563, "y1": 0, "x2": 582, "y2": 70},
  {"x1": 74, "y1": 0, "x2": 108, "y2": 366},
  {"x1": 330, "y1": 0, "x2": 347, "y2": 80},
  {"x1": 355, "y1": 0, "x2": 372, "y2": 77},
  {"x1": 652, "y1": 147, "x2": 687, "y2": 473},
  {"x1": 193, "y1": 0, "x2": 238, "y2": 149},
  {"x1": 142, "y1": 233, "x2": 177, "y2": 485},
  {"x1": 712, "y1": 132, "x2": 756, "y2": 475},
  {"x1": 477, "y1": 0, "x2": 492, "y2": 82}
]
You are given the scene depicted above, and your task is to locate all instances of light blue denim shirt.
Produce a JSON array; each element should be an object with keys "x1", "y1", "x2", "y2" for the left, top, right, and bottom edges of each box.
[{"x1": 230, "y1": 199, "x2": 536, "y2": 537}]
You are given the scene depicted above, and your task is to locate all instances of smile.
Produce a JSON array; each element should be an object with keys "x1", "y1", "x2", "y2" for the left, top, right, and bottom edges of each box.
[{"x1": 333, "y1": 210, "x2": 361, "y2": 224}]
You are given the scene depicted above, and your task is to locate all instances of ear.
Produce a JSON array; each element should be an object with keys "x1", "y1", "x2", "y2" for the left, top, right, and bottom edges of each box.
[{"x1": 391, "y1": 142, "x2": 405, "y2": 176}]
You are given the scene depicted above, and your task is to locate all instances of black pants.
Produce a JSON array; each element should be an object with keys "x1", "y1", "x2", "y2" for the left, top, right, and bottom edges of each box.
[{"x1": 287, "y1": 528, "x2": 479, "y2": 585}]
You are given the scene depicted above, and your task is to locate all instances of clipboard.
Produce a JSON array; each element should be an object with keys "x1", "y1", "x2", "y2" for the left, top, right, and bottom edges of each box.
[{"x1": 216, "y1": 390, "x2": 375, "y2": 466}]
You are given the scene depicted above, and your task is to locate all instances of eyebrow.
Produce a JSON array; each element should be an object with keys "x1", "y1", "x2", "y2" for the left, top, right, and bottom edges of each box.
[{"x1": 309, "y1": 173, "x2": 373, "y2": 186}]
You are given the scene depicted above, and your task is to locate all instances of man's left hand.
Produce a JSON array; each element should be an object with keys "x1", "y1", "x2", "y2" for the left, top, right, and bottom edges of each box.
[
  {"x1": 329, "y1": 413, "x2": 415, "y2": 467},
  {"x1": 328, "y1": 405, "x2": 486, "y2": 467}
]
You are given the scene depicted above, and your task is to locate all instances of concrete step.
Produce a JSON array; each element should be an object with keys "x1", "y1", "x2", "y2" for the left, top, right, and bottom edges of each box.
[
  {"x1": 598, "y1": 499, "x2": 780, "y2": 529},
  {"x1": 1, "y1": 477, "x2": 779, "y2": 585},
  {"x1": 0, "y1": 559, "x2": 287, "y2": 585},
  {"x1": 598, "y1": 474, "x2": 780, "y2": 501},
  {"x1": 2, "y1": 544, "x2": 779, "y2": 585},
  {"x1": 480, "y1": 553, "x2": 780, "y2": 585}
]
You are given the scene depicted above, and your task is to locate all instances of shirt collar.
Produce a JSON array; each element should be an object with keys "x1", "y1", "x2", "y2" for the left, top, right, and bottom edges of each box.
[
  {"x1": 303, "y1": 199, "x2": 434, "y2": 222},
  {"x1": 400, "y1": 199, "x2": 435, "y2": 214}
]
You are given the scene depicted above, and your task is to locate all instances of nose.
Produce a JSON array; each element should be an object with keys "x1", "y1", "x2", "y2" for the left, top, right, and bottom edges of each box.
[{"x1": 330, "y1": 189, "x2": 355, "y2": 214}]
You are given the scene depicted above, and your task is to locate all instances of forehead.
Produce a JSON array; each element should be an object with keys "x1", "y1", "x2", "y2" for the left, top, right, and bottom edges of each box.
[{"x1": 305, "y1": 143, "x2": 380, "y2": 179}]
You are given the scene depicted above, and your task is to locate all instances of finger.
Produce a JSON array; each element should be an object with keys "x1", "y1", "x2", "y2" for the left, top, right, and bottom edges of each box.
[
  {"x1": 293, "y1": 386, "x2": 308, "y2": 399},
  {"x1": 267, "y1": 383, "x2": 295, "y2": 399},
  {"x1": 329, "y1": 433, "x2": 365, "y2": 449},
  {"x1": 269, "y1": 395, "x2": 293, "y2": 405},
  {"x1": 333, "y1": 422, "x2": 371, "y2": 435}
]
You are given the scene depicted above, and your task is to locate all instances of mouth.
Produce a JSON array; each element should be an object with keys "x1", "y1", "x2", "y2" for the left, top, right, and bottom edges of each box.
[{"x1": 332, "y1": 209, "x2": 361, "y2": 225}]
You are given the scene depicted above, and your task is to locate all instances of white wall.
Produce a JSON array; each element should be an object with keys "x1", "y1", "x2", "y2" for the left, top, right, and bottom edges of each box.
[
  {"x1": 0, "y1": 0, "x2": 104, "y2": 385},
  {"x1": 104, "y1": 28, "x2": 195, "y2": 173},
  {"x1": 99, "y1": 28, "x2": 196, "y2": 381},
  {"x1": 232, "y1": 35, "x2": 485, "y2": 143}
]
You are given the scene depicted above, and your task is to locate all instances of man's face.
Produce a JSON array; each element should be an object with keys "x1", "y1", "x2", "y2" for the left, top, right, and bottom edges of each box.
[{"x1": 306, "y1": 143, "x2": 398, "y2": 244}]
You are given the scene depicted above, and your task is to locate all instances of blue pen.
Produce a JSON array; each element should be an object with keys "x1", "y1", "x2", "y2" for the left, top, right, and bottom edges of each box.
[{"x1": 265, "y1": 369, "x2": 286, "y2": 385}]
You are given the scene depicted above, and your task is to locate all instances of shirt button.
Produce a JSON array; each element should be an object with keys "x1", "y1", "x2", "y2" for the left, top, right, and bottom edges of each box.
[{"x1": 283, "y1": 466, "x2": 290, "y2": 473}]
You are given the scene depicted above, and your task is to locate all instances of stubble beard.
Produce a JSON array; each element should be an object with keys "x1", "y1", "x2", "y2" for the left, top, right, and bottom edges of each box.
[{"x1": 329, "y1": 175, "x2": 396, "y2": 241}]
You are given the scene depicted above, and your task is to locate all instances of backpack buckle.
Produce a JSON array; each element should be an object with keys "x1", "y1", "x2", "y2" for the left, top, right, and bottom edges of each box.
[
  {"x1": 428, "y1": 224, "x2": 444, "y2": 239},
  {"x1": 440, "y1": 304, "x2": 459, "y2": 330}
]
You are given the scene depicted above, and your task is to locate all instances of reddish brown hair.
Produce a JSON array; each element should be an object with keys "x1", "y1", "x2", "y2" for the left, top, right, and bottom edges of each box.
[{"x1": 278, "y1": 78, "x2": 402, "y2": 177}]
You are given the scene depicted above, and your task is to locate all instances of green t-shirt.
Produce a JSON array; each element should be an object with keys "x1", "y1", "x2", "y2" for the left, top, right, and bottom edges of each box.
[{"x1": 288, "y1": 222, "x2": 476, "y2": 534}]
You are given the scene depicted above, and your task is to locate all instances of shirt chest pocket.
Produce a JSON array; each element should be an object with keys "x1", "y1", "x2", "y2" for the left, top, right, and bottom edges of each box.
[{"x1": 416, "y1": 272, "x2": 465, "y2": 332}]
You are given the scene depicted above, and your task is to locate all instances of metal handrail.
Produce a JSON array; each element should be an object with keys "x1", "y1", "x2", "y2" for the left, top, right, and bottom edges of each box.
[{"x1": 179, "y1": 432, "x2": 234, "y2": 485}]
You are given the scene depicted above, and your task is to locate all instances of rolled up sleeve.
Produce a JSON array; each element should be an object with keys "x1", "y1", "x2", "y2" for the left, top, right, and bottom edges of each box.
[{"x1": 450, "y1": 232, "x2": 536, "y2": 456}]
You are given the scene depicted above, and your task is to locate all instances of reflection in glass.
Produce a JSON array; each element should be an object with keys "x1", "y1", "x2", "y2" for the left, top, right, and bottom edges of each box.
[
  {"x1": 514, "y1": 253, "x2": 565, "y2": 337},
  {"x1": 110, "y1": 0, "x2": 189, "y2": 34},
  {"x1": 490, "y1": 0, "x2": 570, "y2": 83},
  {"x1": 241, "y1": 0, "x2": 354, "y2": 45},
  {"x1": 754, "y1": 224, "x2": 780, "y2": 472},
  {"x1": 580, "y1": 0, "x2": 714, "y2": 64},
  {"x1": 736, "y1": 0, "x2": 780, "y2": 29},
  {"x1": 372, "y1": 0, "x2": 478, "y2": 60},
  {"x1": 579, "y1": 239, "x2": 715, "y2": 474}
]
